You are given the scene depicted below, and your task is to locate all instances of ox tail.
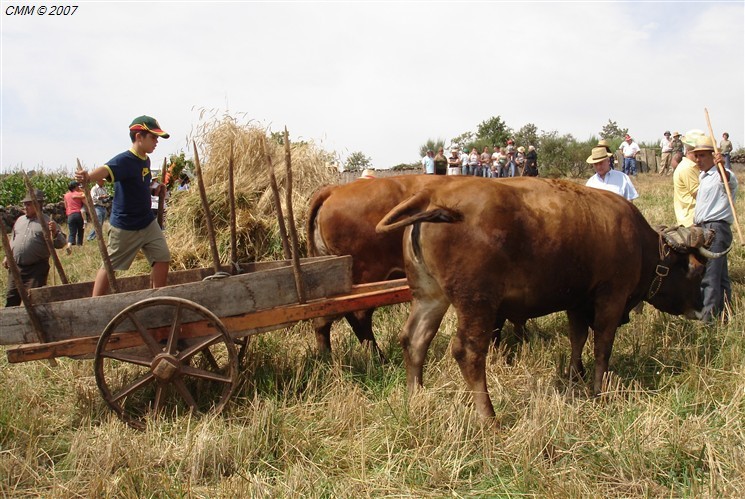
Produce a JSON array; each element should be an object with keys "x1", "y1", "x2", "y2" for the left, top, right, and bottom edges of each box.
[
  {"x1": 306, "y1": 184, "x2": 337, "y2": 256},
  {"x1": 375, "y1": 190, "x2": 463, "y2": 233}
]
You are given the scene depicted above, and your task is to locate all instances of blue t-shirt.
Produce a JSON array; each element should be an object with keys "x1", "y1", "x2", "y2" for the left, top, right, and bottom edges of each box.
[{"x1": 104, "y1": 149, "x2": 155, "y2": 230}]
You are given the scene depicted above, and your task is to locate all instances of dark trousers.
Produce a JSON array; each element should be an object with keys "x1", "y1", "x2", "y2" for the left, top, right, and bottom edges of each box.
[
  {"x1": 700, "y1": 221, "x2": 732, "y2": 323},
  {"x1": 5, "y1": 260, "x2": 50, "y2": 307},
  {"x1": 67, "y1": 212, "x2": 84, "y2": 245}
]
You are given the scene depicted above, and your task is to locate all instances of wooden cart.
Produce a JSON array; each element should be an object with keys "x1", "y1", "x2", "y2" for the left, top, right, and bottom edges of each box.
[{"x1": 0, "y1": 257, "x2": 410, "y2": 429}]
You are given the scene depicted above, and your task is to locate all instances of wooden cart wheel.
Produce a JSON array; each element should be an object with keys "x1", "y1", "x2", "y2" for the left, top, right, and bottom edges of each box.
[{"x1": 94, "y1": 297, "x2": 238, "y2": 429}]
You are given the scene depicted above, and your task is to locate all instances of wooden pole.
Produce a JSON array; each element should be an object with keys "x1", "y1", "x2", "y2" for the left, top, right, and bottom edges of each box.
[
  {"x1": 704, "y1": 108, "x2": 744, "y2": 245},
  {"x1": 22, "y1": 172, "x2": 68, "y2": 284},
  {"x1": 192, "y1": 141, "x2": 222, "y2": 273},
  {"x1": 262, "y1": 135, "x2": 291, "y2": 260},
  {"x1": 228, "y1": 142, "x2": 238, "y2": 269},
  {"x1": 0, "y1": 220, "x2": 57, "y2": 366},
  {"x1": 283, "y1": 127, "x2": 306, "y2": 304},
  {"x1": 157, "y1": 157, "x2": 166, "y2": 229},
  {"x1": 77, "y1": 158, "x2": 118, "y2": 292}
]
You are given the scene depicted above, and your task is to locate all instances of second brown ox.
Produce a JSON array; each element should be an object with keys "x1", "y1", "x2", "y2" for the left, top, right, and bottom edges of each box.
[{"x1": 377, "y1": 176, "x2": 726, "y2": 418}]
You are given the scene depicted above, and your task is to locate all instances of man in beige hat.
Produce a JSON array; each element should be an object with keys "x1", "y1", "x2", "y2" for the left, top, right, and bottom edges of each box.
[
  {"x1": 691, "y1": 135, "x2": 738, "y2": 324},
  {"x1": 597, "y1": 139, "x2": 615, "y2": 170},
  {"x1": 672, "y1": 129, "x2": 704, "y2": 226},
  {"x1": 585, "y1": 146, "x2": 638, "y2": 201}
]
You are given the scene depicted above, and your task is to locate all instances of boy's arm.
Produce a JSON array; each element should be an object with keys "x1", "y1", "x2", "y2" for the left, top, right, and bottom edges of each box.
[{"x1": 76, "y1": 166, "x2": 111, "y2": 185}]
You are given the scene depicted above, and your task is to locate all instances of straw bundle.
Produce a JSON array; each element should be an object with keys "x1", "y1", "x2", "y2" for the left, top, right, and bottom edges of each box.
[{"x1": 166, "y1": 115, "x2": 339, "y2": 268}]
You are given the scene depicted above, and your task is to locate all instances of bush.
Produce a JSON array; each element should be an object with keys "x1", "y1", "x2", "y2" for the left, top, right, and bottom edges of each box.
[{"x1": 0, "y1": 170, "x2": 72, "y2": 207}]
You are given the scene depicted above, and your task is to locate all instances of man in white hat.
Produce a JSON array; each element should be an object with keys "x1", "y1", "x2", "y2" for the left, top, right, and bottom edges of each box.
[
  {"x1": 585, "y1": 146, "x2": 638, "y2": 201},
  {"x1": 673, "y1": 129, "x2": 704, "y2": 227},
  {"x1": 619, "y1": 134, "x2": 640, "y2": 176},
  {"x1": 691, "y1": 135, "x2": 738, "y2": 324},
  {"x1": 3, "y1": 190, "x2": 67, "y2": 306}
]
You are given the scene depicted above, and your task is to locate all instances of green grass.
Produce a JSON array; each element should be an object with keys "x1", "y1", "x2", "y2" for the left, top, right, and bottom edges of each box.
[{"x1": 1, "y1": 173, "x2": 744, "y2": 497}]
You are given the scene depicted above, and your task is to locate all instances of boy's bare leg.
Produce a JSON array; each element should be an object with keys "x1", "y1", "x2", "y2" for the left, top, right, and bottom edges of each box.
[
  {"x1": 92, "y1": 268, "x2": 110, "y2": 296},
  {"x1": 151, "y1": 261, "x2": 168, "y2": 288}
]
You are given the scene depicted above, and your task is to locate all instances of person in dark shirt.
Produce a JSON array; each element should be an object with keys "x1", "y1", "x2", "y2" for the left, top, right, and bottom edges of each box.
[{"x1": 76, "y1": 115, "x2": 171, "y2": 296}]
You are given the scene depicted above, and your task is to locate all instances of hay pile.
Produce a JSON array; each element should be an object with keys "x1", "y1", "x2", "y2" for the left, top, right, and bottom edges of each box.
[{"x1": 165, "y1": 115, "x2": 340, "y2": 269}]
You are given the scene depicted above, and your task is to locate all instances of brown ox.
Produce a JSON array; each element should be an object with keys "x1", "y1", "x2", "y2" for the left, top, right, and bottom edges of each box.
[
  {"x1": 307, "y1": 175, "x2": 445, "y2": 359},
  {"x1": 377, "y1": 176, "x2": 726, "y2": 418}
]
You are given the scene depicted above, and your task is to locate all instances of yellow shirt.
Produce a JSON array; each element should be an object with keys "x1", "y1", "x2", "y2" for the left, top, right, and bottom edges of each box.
[{"x1": 673, "y1": 157, "x2": 700, "y2": 226}]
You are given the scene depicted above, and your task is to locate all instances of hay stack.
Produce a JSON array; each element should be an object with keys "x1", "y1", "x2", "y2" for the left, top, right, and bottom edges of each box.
[{"x1": 166, "y1": 116, "x2": 339, "y2": 268}]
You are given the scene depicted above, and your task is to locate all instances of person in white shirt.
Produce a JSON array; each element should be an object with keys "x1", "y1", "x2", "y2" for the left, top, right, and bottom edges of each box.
[
  {"x1": 619, "y1": 134, "x2": 640, "y2": 176},
  {"x1": 585, "y1": 146, "x2": 639, "y2": 201},
  {"x1": 659, "y1": 131, "x2": 673, "y2": 176}
]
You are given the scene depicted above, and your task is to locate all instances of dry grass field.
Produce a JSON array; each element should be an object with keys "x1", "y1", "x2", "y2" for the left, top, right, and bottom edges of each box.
[{"x1": 1, "y1": 171, "x2": 744, "y2": 497}]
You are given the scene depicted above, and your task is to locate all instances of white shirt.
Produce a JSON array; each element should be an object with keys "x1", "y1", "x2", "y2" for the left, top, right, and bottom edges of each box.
[
  {"x1": 586, "y1": 169, "x2": 639, "y2": 201},
  {"x1": 620, "y1": 141, "x2": 640, "y2": 158},
  {"x1": 659, "y1": 137, "x2": 672, "y2": 153}
]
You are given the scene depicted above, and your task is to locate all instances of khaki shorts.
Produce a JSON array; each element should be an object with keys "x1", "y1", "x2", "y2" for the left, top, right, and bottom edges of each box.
[{"x1": 106, "y1": 219, "x2": 170, "y2": 270}]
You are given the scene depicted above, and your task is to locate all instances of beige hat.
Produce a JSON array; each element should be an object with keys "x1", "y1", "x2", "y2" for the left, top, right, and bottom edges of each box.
[
  {"x1": 517, "y1": 146, "x2": 525, "y2": 153},
  {"x1": 586, "y1": 146, "x2": 613, "y2": 164},
  {"x1": 672, "y1": 131, "x2": 681, "y2": 138},
  {"x1": 691, "y1": 135, "x2": 715, "y2": 153},
  {"x1": 682, "y1": 129, "x2": 705, "y2": 148},
  {"x1": 359, "y1": 168, "x2": 376, "y2": 179}
]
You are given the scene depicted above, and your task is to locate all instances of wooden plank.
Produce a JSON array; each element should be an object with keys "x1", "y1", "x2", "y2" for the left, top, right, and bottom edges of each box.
[
  {"x1": 6, "y1": 280, "x2": 412, "y2": 363},
  {"x1": 0, "y1": 256, "x2": 352, "y2": 345},
  {"x1": 27, "y1": 256, "x2": 336, "y2": 304}
]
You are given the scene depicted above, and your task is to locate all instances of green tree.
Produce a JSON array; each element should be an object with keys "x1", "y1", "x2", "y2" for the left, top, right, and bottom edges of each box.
[
  {"x1": 476, "y1": 116, "x2": 512, "y2": 146},
  {"x1": 513, "y1": 123, "x2": 539, "y2": 150},
  {"x1": 450, "y1": 131, "x2": 474, "y2": 150},
  {"x1": 345, "y1": 151, "x2": 371, "y2": 172},
  {"x1": 419, "y1": 138, "x2": 446, "y2": 158},
  {"x1": 600, "y1": 119, "x2": 628, "y2": 140}
]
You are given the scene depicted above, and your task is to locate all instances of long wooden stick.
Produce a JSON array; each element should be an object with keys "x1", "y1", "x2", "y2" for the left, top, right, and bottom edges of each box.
[
  {"x1": 283, "y1": 127, "x2": 306, "y2": 304},
  {"x1": 77, "y1": 158, "x2": 118, "y2": 292},
  {"x1": 228, "y1": 142, "x2": 238, "y2": 269},
  {"x1": 262, "y1": 135, "x2": 291, "y2": 260},
  {"x1": 22, "y1": 172, "x2": 67, "y2": 284},
  {"x1": 0, "y1": 220, "x2": 57, "y2": 366},
  {"x1": 704, "y1": 108, "x2": 744, "y2": 245},
  {"x1": 157, "y1": 157, "x2": 166, "y2": 229},
  {"x1": 192, "y1": 141, "x2": 221, "y2": 273}
]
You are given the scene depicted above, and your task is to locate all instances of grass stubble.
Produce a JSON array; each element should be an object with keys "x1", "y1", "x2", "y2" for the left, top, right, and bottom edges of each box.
[{"x1": 1, "y1": 134, "x2": 744, "y2": 497}]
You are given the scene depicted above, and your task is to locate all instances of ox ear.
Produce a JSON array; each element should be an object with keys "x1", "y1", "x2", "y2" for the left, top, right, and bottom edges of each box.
[
  {"x1": 687, "y1": 253, "x2": 706, "y2": 279},
  {"x1": 376, "y1": 191, "x2": 462, "y2": 233}
]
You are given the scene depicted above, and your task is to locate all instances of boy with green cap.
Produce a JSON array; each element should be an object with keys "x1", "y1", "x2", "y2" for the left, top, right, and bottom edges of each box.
[{"x1": 76, "y1": 115, "x2": 171, "y2": 296}]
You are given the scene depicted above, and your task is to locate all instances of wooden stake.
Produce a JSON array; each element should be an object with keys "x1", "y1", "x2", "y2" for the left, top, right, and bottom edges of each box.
[
  {"x1": 157, "y1": 157, "x2": 166, "y2": 229},
  {"x1": 228, "y1": 142, "x2": 238, "y2": 269},
  {"x1": 77, "y1": 158, "x2": 118, "y2": 292},
  {"x1": 0, "y1": 220, "x2": 57, "y2": 366},
  {"x1": 262, "y1": 135, "x2": 291, "y2": 260},
  {"x1": 704, "y1": 108, "x2": 744, "y2": 245},
  {"x1": 192, "y1": 141, "x2": 222, "y2": 273},
  {"x1": 21, "y1": 172, "x2": 67, "y2": 284},
  {"x1": 283, "y1": 127, "x2": 306, "y2": 304}
]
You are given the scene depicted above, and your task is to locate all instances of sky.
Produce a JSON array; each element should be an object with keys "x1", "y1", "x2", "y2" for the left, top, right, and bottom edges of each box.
[{"x1": 1, "y1": 1, "x2": 743, "y2": 173}]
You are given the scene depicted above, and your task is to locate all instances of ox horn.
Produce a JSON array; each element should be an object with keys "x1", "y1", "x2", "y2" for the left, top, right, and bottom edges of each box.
[{"x1": 697, "y1": 243, "x2": 732, "y2": 260}]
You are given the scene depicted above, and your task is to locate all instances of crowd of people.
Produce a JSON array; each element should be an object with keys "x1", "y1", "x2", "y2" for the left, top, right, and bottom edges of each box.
[{"x1": 422, "y1": 140, "x2": 539, "y2": 178}]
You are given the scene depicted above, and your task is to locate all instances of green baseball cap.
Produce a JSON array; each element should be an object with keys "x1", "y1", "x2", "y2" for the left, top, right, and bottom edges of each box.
[{"x1": 129, "y1": 115, "x2": 170, "y2": 138}]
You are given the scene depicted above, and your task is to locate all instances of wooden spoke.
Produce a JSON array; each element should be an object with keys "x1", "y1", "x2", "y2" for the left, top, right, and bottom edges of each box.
[
  {"x1": 181, "y1": 364, "x2": 233, "y2": 383},
  {"x1": 126, "y1": 310, "x2": 163, "y2": 356},
  {"x1": 95, "y1": 297, "x2": 237, "y2": 429},
  {"x1": 172, "y1": 378, "x2": 198, "y2": 409},
  {"x1": 109, "y1": 372, "x2": 156, "y2": 404},
  {"x1": 166, "y1": 301, "x2": 183, "y2": 355},
  {"x1": 98, "y1": 350, "x2": 152, "y2": 368}
]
